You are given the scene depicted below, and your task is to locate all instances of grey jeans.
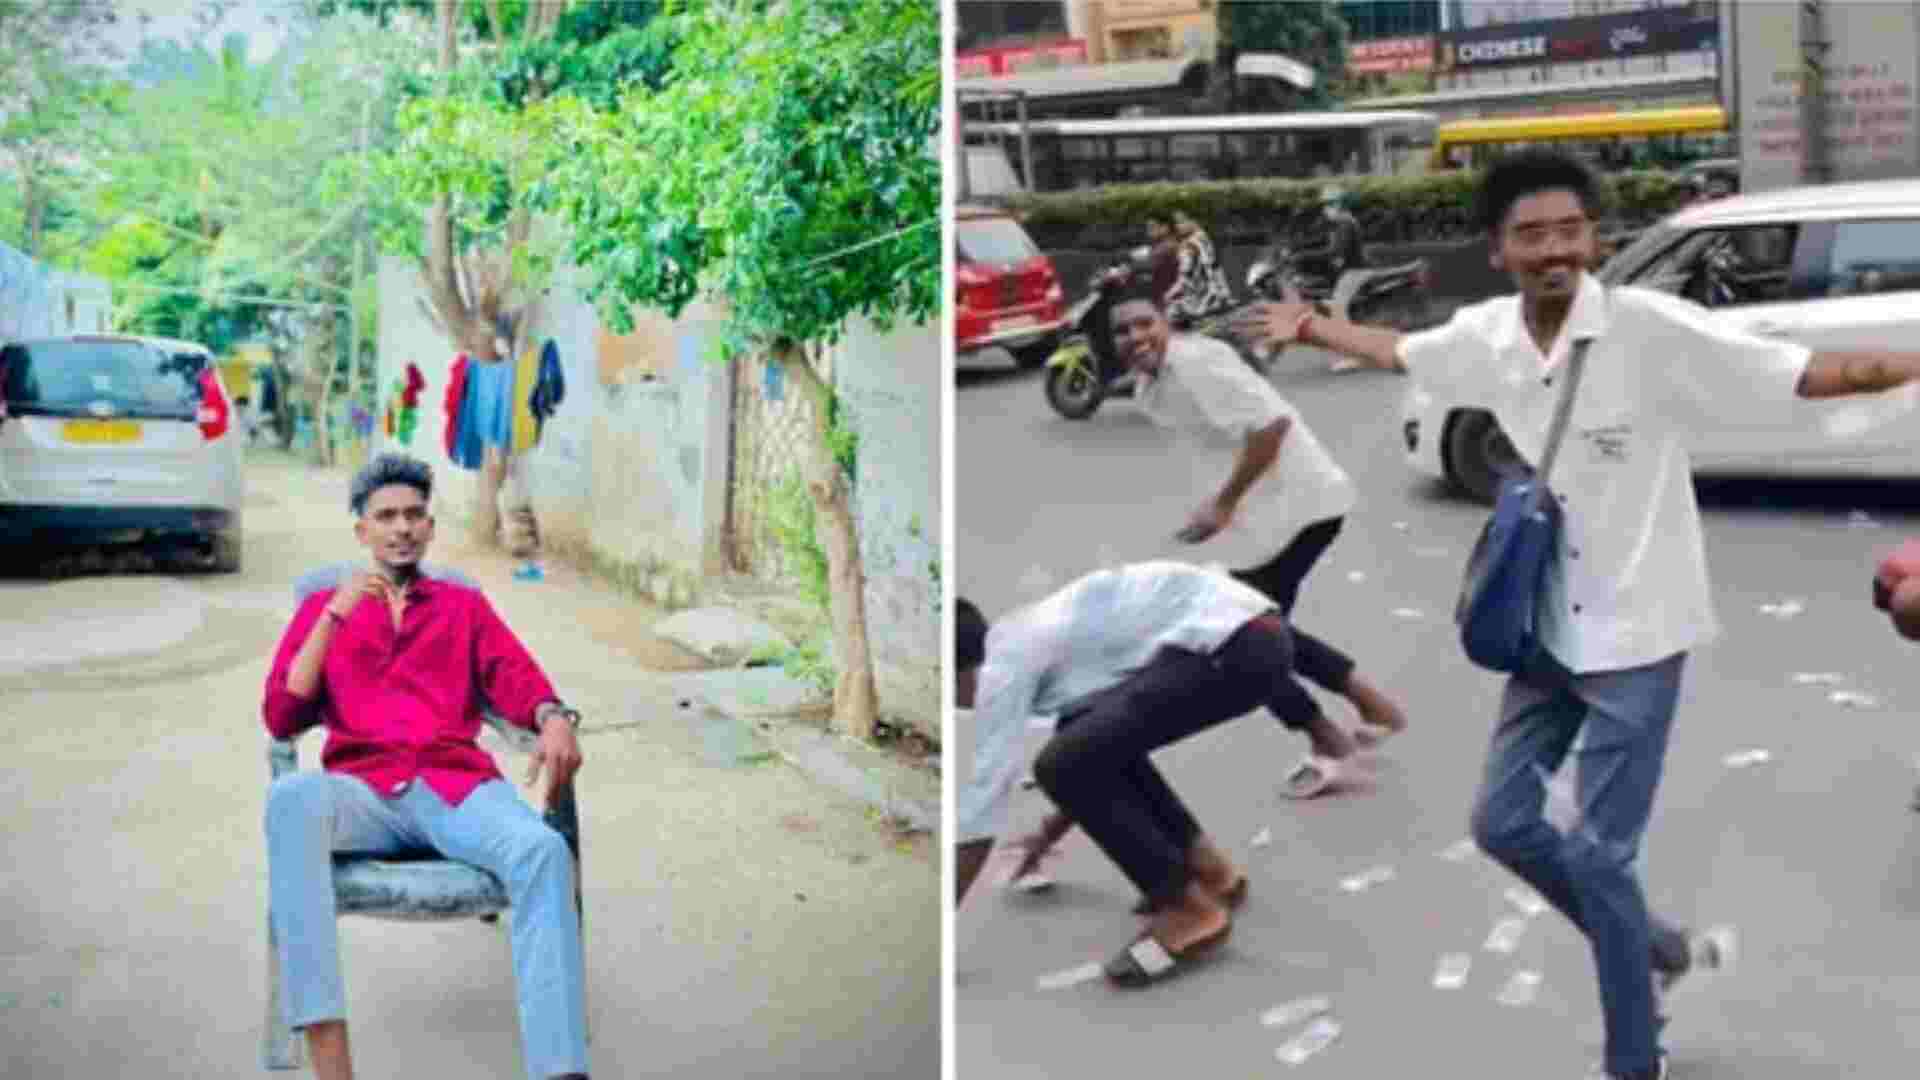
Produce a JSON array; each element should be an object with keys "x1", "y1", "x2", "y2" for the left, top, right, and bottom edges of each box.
[{"x1": 1468, "y1": 652, "x2": 1692, "y2": 1077}]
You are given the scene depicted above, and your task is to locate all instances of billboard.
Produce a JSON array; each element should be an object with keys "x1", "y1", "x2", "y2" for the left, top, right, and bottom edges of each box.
[
  {"x1": 956, "y1": 38, "x2": 1089, "y2": 79},
  {"x1": 1348, "y1": 35, "x2": 1434, "y2": 76},
  {"x1": 1434, "y1": 7, "x2": 1717, "y2": 73}
]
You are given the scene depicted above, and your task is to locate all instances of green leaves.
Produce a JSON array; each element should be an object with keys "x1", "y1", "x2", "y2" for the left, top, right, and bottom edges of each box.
[{"x1": 522, "y1": 0, "x2": 939, "y2": 356}]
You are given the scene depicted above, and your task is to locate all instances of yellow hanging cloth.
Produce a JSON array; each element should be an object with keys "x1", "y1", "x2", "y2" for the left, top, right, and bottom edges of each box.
[{"x1": 510, "y1": 346, "x2": 541, "y2": 452}]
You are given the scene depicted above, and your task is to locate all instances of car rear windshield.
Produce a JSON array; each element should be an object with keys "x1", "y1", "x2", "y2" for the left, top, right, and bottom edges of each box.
[
  {"x1": 958, "y1": 217, "x2": 1040, "y2": 266},
  {"x1": 0, "y1": 340, "x2": 205, "y2": 420}
]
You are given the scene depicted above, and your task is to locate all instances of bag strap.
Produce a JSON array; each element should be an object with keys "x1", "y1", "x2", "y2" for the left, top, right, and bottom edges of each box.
[{"x1": 1534, "y1": 334, "x2": 1593, "y2": 488}]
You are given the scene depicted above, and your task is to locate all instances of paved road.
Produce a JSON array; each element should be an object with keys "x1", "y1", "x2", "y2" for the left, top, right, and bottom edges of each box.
[
  {"x1": 955, "y1": 353, "x2": 1920, "y2": 1078},
  {"x1": 0, "y1": 454, "x2": 938, "y2": 1079}
]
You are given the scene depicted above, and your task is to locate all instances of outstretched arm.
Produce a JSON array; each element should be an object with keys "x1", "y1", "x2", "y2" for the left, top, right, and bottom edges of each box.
[
  {"x1": 1234, "y1": 303, "x2": 1407, "y2": 371},
  {"x1": 1796, "y1": 350, "x2": 1920, "y2": 399}
]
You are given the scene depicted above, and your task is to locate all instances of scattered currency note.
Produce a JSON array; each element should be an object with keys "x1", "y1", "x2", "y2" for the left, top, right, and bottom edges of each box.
[
  {"x1": 1497, "y1": 970, "x2": 1544, "y2": 1007},
  {"x1": 1276, "y1": 1017, "x2": 1343, "y2": 1066},
  {"x1": 1035, "y1": 963, "x2": 1104, "y2": 991},
  {"x1": 1723, "y1": 749, "x2": 1772, "y2": 769},
  {"x1": 1485, "y1": 918, "x2": 1528, "y2": 954},
  {"x1": 1505, "y1": 887, "x2": 1548, "y2": 918},
  {"x1": 1261, "y1": 995, "x2": 1332, "y2": 1029},
  {"x1": 1433, "y1": 953, "x2": 1472, "y2": 990},
  {"x1": 1340, "y1": 865, "x2": 1397, "y2": 893},
  {"x1": 1250, "y1": 827, "x2": 1274, "y2": 849}
]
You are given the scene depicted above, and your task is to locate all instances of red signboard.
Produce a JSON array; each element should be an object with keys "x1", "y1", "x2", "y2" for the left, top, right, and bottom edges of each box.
[
  {"x1": 958, "y1": 38, "x2": 1089, "y2": 78},
  {"x1": 1347, "y1": 35, "x2": 1434, "y2": 75}
]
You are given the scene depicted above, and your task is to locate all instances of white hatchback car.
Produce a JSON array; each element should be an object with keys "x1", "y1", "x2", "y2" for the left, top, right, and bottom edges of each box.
[
  {"x1": 1402, "y1": 177, "x2": 1920, "y2": 502},
  {"x1": 0, "y1": 334, "x2": 244, "y2": 570}
]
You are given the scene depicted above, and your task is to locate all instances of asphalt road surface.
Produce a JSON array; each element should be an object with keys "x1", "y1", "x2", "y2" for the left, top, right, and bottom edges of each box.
[
  {"x1": 0, "y1": 454, "x2": 938, "y2": 1079},
  {"x1": 955, "y1": 350, "x2": 1920, "y2": 1078}
]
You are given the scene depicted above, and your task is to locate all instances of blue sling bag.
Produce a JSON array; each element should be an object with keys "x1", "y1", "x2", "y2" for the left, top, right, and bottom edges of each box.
[{"x1": 1455, "y1": 334, "x2": 1593, "y2": 674}]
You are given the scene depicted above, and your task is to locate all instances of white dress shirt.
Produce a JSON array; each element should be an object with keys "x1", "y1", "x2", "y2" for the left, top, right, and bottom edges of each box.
[
  {"x1": 1399, "y1": 272, "x2": 1917, "y2": 673},
  {"x1": 955, "y1": 562, "x2": 1275, "y2": 844},
  {"x1": 1137, "y1": 333, "x2": 1357, "y2": 569}
]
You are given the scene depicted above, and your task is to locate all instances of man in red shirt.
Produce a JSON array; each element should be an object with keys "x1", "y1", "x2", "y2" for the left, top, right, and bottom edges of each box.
[{"x1": 263, "y1": 453, "x2": 587, "y2": 1080}]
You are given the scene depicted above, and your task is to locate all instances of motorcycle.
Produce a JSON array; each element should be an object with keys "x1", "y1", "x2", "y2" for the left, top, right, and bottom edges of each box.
[
  {"x1": 1043, "y1": 250, "x2": 1277, "y2": 421},
  {"x1": 1246, "y1": 239, "x2": 1433, "y2": 331}
]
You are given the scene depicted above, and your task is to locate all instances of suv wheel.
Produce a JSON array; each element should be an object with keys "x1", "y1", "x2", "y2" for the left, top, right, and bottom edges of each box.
[
  {"x1": 1443, "y1": 409, "x2": 1520, "y2": 504},
  {"x1": 209, "y1": 528, "x2": 243, "y2": 574}
]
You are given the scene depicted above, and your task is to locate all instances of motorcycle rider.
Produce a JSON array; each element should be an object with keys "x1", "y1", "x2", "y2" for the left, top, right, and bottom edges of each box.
[
  {"x1": 1165, "y1": 210, "x2": 1235, "y2": 328},
  {"x1": 1291, "y1": 187, "x2": 1368, "y2": 373},
  {"x1": 1146, "y1": 212, "x2": 1182, "y2": 307}
]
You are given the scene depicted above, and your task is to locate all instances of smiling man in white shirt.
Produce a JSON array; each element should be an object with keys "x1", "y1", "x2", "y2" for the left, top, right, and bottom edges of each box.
[
  {"x1": 1236, "y1": 150, "x2": 1920, "y2": 1080},
  {"x1": 952, "y1": 566, "x2": 1320, "y2": 987},
  {"x1": 1118, "y1": 282, "x2": 1409, "y2": 792}
]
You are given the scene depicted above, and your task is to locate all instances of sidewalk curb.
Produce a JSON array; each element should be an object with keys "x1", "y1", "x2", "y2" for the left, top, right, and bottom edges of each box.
[{"x1": 663, "y1": 668, "x2": 941, "y2": 836}]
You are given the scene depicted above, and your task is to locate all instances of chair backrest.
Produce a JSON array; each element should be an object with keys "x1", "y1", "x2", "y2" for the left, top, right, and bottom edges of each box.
[{"x1": 293, "y1": 562, "x2": 480, "y2": 603}]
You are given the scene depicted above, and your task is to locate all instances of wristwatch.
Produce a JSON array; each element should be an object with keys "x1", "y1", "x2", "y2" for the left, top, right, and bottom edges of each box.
[{"x1": 538, "y1": 703, "x2": 582, "y2": 731}]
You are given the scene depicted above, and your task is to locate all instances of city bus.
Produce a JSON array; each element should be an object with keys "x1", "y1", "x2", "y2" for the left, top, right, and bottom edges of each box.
[
  {"x1": 1430, "y1": 105, "x2": 1731, "y2": 172},
  {"x1": 964, "y1": 109, "x2": 1439, "y2": 193}
]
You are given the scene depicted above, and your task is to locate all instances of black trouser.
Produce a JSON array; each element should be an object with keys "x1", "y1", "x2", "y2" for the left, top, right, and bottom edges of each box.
[
  {"x1": 1230, "y1": 516, "x2": 1356, "y2": 729},
  {"x1": 1034, "y1": 615, "x2": 1301, "y2": 906}
]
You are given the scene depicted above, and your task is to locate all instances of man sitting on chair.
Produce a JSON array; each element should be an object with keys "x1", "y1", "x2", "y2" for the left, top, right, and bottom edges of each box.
[{"x1": 262, "y1": 452, "x2": 588, "y2": 1080}]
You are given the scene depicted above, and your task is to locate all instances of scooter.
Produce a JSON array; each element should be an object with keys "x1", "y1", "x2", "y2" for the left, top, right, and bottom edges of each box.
[
  {"x1": 1247, "y1": 240, "x2": 1433, "y2": 330},
  {"x1": 1042, "y1": 250, "x2": 1145, "y2": 421},
  {"x1": 1043, "y1": 251, "x2": 1276, "y2": 421}
]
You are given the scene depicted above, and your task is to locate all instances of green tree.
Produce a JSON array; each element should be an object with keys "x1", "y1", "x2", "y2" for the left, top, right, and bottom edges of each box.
[
  {"x1": 0, "y1": 0, "x2": 124, "y2": 257},
  {"x1": 1217, "y1": 0, "x2": 1351, "y2": 110},
  {"x1": 74, "y1": 17, "x2": 427, "y2": 459},
  {"x1": 339, "y1": 0, "x2": 671, "y2": 545},
  {"x1": 524, "y1": 0, "x2": 939, "y2": 739}
]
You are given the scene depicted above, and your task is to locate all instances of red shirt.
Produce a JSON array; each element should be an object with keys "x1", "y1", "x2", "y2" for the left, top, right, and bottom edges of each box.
[{"x1": 262, "y1": 575, "x2": 558, "y2": 806}]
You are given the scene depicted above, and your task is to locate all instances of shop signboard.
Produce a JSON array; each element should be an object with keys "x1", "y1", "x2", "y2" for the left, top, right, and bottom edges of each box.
[
  {"x1": 1348, "y1": 35, "x2": 1434, "y2": 76},
  {"x1": 1434, "y1": 7, "x2": 1717, "y2": 73}
]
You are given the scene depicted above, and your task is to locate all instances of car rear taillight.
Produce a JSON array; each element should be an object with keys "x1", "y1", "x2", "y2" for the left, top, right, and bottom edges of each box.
[{"x1": 196, "y1": 368, "x2": 230, "y2": 441}]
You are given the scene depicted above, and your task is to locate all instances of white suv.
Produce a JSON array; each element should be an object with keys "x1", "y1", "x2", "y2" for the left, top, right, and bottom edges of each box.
[
  {"x1": 1402, "y1": 177, "x2": 1920, "y2": 501},
  {"x1": 0, "y1": 334, "x2": 244, "y2": 570}
]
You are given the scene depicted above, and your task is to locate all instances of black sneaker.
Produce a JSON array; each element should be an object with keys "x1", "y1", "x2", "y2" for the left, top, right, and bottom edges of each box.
[{"x1": 1653, "y1": 926, "x2": 1736, "y2": 1030}]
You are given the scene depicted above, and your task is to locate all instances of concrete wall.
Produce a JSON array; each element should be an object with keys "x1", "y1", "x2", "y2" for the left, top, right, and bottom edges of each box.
[
  {"x1": 1735, "y1": 0, "x2": 1920, "y2": 195},
  {"x1": 833, "y1": 316, "x2": 943, "y2": 741},
  {"x1": 0, "y1": 243, "x2": 111, "y2": 341},
  {"x1": 374, "y1": 256, "x2": 725, "y2": 608},
  {"x1": 374, "y1": 256, "x2": 941, "y2": 738}
]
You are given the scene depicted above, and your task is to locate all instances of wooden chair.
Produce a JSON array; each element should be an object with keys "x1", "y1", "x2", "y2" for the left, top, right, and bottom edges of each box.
[{"x1": 262, "y1": 563, "x2": 582, "y2": 1070}]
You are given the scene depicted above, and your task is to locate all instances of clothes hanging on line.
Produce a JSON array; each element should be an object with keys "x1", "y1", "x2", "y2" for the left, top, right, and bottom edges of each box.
[
  {"x1": 453, "y1": 354, "x2": 514, "y2": 470},
  {"x1": 443, "y1": 353, "x2": 471, "y2": 460},
  {"x1": 510, "y1": 345, "x2": 540, "y2": 454},
  {"x1": 530, "y1": 338, "x2": 566, "y2": 443}
]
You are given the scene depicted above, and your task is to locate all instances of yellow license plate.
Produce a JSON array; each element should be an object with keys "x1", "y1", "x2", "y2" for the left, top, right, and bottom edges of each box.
[{"x1": 62, "y1": 419, "x2": 142, "y2": 444}]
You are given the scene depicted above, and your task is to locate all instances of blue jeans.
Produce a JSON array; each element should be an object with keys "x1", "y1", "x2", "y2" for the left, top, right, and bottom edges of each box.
[
  {"x1": 1468, "y1": 652, "x2": 1692, "y2": 1078},
  {"x1": 266, "y1": 773, "x2": 588, "y2": 1080}
]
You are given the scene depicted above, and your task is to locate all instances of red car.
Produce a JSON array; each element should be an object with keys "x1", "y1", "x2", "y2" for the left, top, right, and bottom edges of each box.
[{"x1": 955, "y1": 204, "x2": 1066, "y2": 369}]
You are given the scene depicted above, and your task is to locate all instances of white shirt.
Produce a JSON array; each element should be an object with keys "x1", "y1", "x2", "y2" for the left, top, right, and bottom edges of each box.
[
  {"x1": 1400, "y1": 272, "x2": 1916, "y2": 673},
  {"x1": 955, "y1": 562, "x2": 1274, "y2": 844},
  {"x1": 1137, "y1": 333, "x2": 1357, "y2": 569}
]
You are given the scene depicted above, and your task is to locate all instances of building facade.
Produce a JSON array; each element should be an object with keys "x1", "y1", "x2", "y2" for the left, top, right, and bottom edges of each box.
[
  {"x1": 1432, "y1": 0, "x2": 1719, "y2": 96},
  {"x1": 1344, "y1": 0, "x2": 1722, "y2": 121}
]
